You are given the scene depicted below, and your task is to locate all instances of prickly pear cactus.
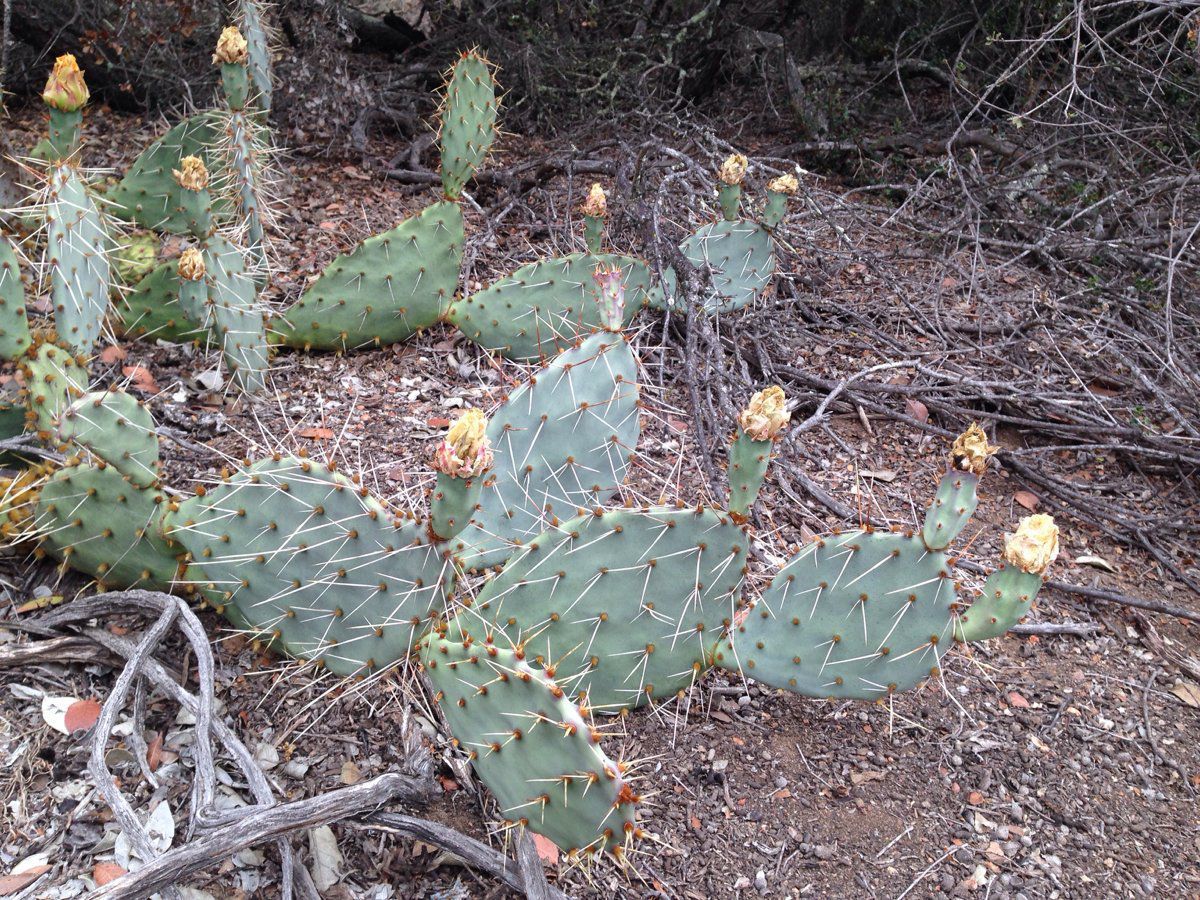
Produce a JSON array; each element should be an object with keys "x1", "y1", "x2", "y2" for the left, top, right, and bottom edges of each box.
[
  {"x1": 450, "y1": 329, "x2": 641, "y2": 570},
  {"x1": 421, "y1": 626, "x2": 640, "y2": 856},
  {"x1": 56, "y1": 390, "x2": 161, "y2": 488},
  {"x1": 0, "y1": 238, "x2": 31, "y2": 361},
  {"x1": 115, "y1": 263, "x2": 210, "y2": 344},
  {"x1": 45, "y1": 165, "x2": 112, "y2": 352},
  {"x1": 167, "y1": 456, "x2": 456, "y2": 676},
  {"x1": 276, "y1": 202, "x2": 462, "y2": 351},
  {"x1": 477, "y1": 505, "x2": 747, "y2": 709},
  {"x1": 18, "y1": 335, "x2": 89, "y2": 439},
  {"x1": 35, "y1": 460, "x2": 178, "y2": 590},
  {"x1": 108, "y1": 115, "x2": 224, "y2": 234},
  {"x1": 449, "y1": 253, "x2": 659, "y2": 362},
  {"x1": 203, "y1": 235, "x2": 270, "y2": 393},
  {"x1": 235, "y1": 0, "x2": 274, "y2": 114},
  {"x1": 439, "y1": 51, "x2": 499, "y2": 200},
  {"x1": 659, "y1": 219, "x2": 775, "y2": 314}
]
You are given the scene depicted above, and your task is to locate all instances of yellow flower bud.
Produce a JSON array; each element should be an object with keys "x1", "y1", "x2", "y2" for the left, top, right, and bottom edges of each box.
[
  {"x1": 42, "y1": 54, "x2": 90, "y2": 113},
  {"x1": 581, "y1": 183, "x2": 607, "y2": 218},
  {"x1": 213, "y1": 26, "x2": 249, "y2": 66},
  {"x1": 433, "y1": 408, "x2": 493, "y2": 478},
  {"x1": 768, "y1": 173, "x2": 799, "y2": 195},
  {"x1": 950, "y1": 422, "x2": 998, "y2": 476},
  {"x1": 738, "y1": 386, "x2": 789, "y2": 442},
  {"x1": 719, "y1": 153, "x2": 749, "y2": 186},
  {"x1": 1003, "y1": 514, "x2": 1060, "y2": 575},
  {"x1": 178, "y1": 248, "x2": 206, "y2": 282},
  {"x1": 173, "y1": 156, "x2": 209, "y2": 192}
]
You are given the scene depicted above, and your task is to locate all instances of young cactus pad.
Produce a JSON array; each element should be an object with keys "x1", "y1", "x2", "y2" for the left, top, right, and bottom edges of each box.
[
  {"x1": 19, "y1": 336, "x2": 89, "y2": 438},
  {"x1": 45, "y1": 165, "x2": 111, "y2": 352},
  {"x1": 449, "y1": 253, "x2": 659, "y2": 362},
  {"x1": 56, "y1": 390, "x2": 161, "y2": 488},
  {"x1": 115, "y1": 262, "x2": 211, "y2": 344},
  {"x1": 659, "y1": 220, "x2": 775, "y2": 314},
  {"x1": 277, "y1": 201, "x2": 462, "y2": 351},
  {"x1": 168, "y1": 456, "x2": 456, "y2": 676},
  {"x1": 438, "y1": 51, "x2": 499, "y2": 200},
  {"x1": 235, "y1": 0, "x2": 274, "y2": 113},
  {"x1": 449, "y1": 329, "x2": 641, "y2": 570},
  {"x1": 0, "y1": 238, "x2": 31, "y2": 360},
  {"x1": 421, "y1": 628, "x2": 639, "y2": 855},
  {"x1": 719, "y1": 529, "x2": 960, "y2": 699},
  {"x1": 35, "y1": 461, "x2": 179, "y2": 591},
  {"x1": 203, "y1": 234, "x2": 270, "y2": 393},
  {"x1": 108, "y1": 114, "x2": 224, "y2": 233},
  {"x1": 476, "y1": 505, "x2": 747, "y2": 710}
]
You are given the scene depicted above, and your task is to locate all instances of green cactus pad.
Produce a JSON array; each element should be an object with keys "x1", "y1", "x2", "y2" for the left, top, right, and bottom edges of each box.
[
  {"x1": 450, "y1": 330, "x2": 641, "y2": 570},
  {"x1": 168, "y1": 456, "x2": 456, "y2": 676},
  {"x1": 36, "y1": 461, "x2": 178, "y2": 590},
  {"x1": 204, "y1": 235, "x2": 270, "y2": 393},
  {"x1": 108, "y1": 114, "x2": 224, "y2": 234},
  {"x1": 46, "y1": 165, "x2": 111, "y2": 352},
  {"x1": 236, "y1": 0, "x2": 274, "y2": 113},
  {"x1": 922, "y1": 469, "x2": 980, "y2": 551},
  {"x1": 56, "y1": 390, "x2": 161, "y2": 488},
  {"x1": 111, "y1": 232, "x2": 159, "y2": 287},
  {"x1": 215, "y1": 110, "x2": 269, "y2": 275},
  {"x1": 115, "y1": 262, "x2": 210, "y2": 344},
  {"x1": 277, "y1": 201, "x2": 462, "y2": 352},
  {"x1": 957, "y1": 564, "x2": 1043, "y2": 641},
  {"x1": 0, "y1": 238, "x2": 31, "y2": 361},
  {"x1": 438, "y1": 51, "x2": 498, "y2": 200},
  {"x1": 421, "y1": 629, "x2": 639, "y2": 854},
  {"x1": 658, "y1": 219, "x2": 775, "y2": 314},
  {"x1": 477, "y1": 506, "x2": 747, "y2": 710},
  {"x1": 19, "y1": 337, "x2": 89, "y2": 438},
  {"x1": 720, "y1": 530, "x2": 960, "y2": 700},
  {"x1": 448, "y1": 253, "x2": 660, "y2": 362}
]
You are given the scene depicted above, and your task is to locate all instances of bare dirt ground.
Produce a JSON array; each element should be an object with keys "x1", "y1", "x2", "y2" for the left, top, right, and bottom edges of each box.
[{"x1": 1, "y1": 105, "x2": 1198, "y2": 899}]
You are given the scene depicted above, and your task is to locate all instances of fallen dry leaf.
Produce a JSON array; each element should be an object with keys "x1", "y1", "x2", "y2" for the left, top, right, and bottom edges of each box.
[
  {"x1": 1075, "y1": 554, "x2": 1117, "y2": 574},
  {"x1": 339, "y1": 760, "x2": 361, "y2": 785},
  {"x1": 93, "y1": 861, "x2": 127, "y2": 885},
  {"x1": 1007, "y1": 691, "x2": 1030, "y2": 709},
  {"x1": 64, "y1": 698, "x2": 102, "y2": 733},
  {"x1": 905, "y1": 398, "x2": 929, "y2": 423},
  {"x1": 98, "y1": 344, "x2": 127, "y2": 364},
  {"x1": 0, "y1": 869, "x2": 48, "y2": 894},
  {"x1": 1014, "y1": 490, "x2": 1040, "y2": 511},
  {"x1": 849, "y1": 769, "x2": 884, "y2": 785},
  {"x1": 299, "y1": 426, "x2": 334, "y2": 440},
  {"x1": 146, "y1": 732, "x2": 164, "y2": 772},
  {"x1": 531, "y1": 832, "x2": 560, "y2": 866},
  {"x1": 122, "y1": 365, "x2": 160, "y2": 395},
  {"x1": 1170, "y1": 683, "x2": 1200, "y2": 708}
]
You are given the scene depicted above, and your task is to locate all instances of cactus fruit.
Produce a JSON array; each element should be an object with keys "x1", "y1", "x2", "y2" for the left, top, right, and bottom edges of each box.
[
  {"x1": 450, "y1": 328, "x2": 641, "y2": 570},
  {"x1": 276, "y1": 202, "x2": 462, "y2": 351},
  {"x1": 108, "y1": 115, "x2": 224, "y2": 233},
  {"x1": 762, "y1": 173, "x2": 798, "y2": 230},
  {"x1": 450, "y1": 253, "x2": 657, "y2": 362},
  {"x1": 957, "y1": 515, "x2": 1059, "y2": 641},
  {"x1": 41, "y1": 54, "x2": 89, "y2": 160},
  {"x1": 56, "y1": 390, "x2": 161, "y2": 488},
  {"x1": 717, "y1": 153, "x2": 748, "y2": 222},
  {"x1": 18, "y1": 335, "x2": 89, "y2": 439},
  {"x1": 922, "y1": 423, "x2": 996, "y2": 550},
  {"x1": 0, "y1": 238, "x2": 31, "y2": 361},
  {"x1": 438, "y1": 51, "x2": 499, "y2": 200},
  {"x1": 581, "y1": 183, "x2": 607, "y2": 255},
  {"x1": 728, "y1": 386, "x2": 789, "y2": 519},
  {"x1": 476, "y1": 505, "x2": 747, "y2": 710},
  {"x1": 235, "y1": 0, "x2": 275, "y2": 114},
  {"x1": 35, "y1": 460, "x2": 178, "y2": 590},
  {"x1": 167, "y1": 455, "x2": 456, "y2": 676},
  {"x1": 111, "y1": 232, "x2": 160, "y2": 287},
  {"x1": 429, "y1": 408, "x2": 493, "y2": 542},
  {"x1": 421, "y1": 626, "x2": 640, "y2": 855},
  {"x1": 45, "y1": 163, "x2": 112, "y2": 353}
]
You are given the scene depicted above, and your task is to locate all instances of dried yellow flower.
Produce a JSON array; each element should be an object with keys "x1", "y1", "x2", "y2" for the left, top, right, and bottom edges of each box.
[
  {"x1": 950, "y1": 422, "x2": 998, "y2": 476},
  {"x1": 1003, "y1": 514, "x2": 1060, "y2": 575},
  {"x1": 213, "y1": 26, "x2": 249, "y2": 66},
  {"x1": 768, "y1": 173, "x2": 799, "y2": 195},
  {"x1": 42, "y1": 54, "x2": 89, "y2": 113},
  {"x1": 433, "y1": 408, "x2": 493, "y2": 478},
  {"x1": 173, "y1": 156, "x2": 209, "y2": 192},
  {"x1": 177, "y1": 248, "x2": 206, "y2": 281},
  {"x1": 718, "y1": 153, "x2": 749, "y2": 186},
  {"x1": 581, "y1": 183, "x2": 607, "y2": 218},
  {"x1": 738, "y1": 386, "x2": 789, "y2": 442}
]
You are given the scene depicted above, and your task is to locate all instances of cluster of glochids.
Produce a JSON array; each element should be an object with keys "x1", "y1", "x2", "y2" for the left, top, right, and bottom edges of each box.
[
  {"x1": 2, "y1": 270, "x2": 1061, "y2": 859},
  {"x1": 0, "y1": 18, "x2": 1062, "y2": 863}
]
